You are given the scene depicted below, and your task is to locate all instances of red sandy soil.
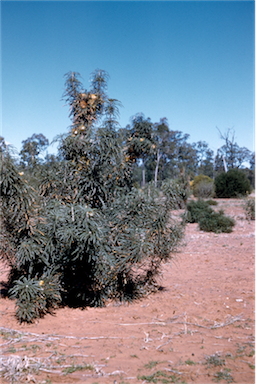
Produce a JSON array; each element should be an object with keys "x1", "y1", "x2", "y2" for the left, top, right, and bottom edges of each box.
[{"x1": 0, "y1": 197, "x2": 255, "y2": 384}]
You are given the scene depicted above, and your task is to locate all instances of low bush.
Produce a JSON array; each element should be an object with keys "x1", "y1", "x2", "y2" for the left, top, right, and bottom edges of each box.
[
  {"x1": 215, "y1": 169, "x2": 252, "y2": 198},
  {"x1": 244, "y1": 198, "x2": 255, "y2": 221},
  {"x1": 199, "y1": 209, "x2": 235, "y2": 233},
  {"x1": 186, "y1": 199, "x2": 235, "y2": 233},
  {"x1": 194, "y1": 180, "x2": 215, "y2": 198},
  {"x1": 186, "y1": 200, "x2": 212, "y2": 223},
  {"x1": 191, "y1": 174, "x2": 215, "y2": 198},
  {"x1": 206, "y1": 199, "x2": 218, "y2": 206}
]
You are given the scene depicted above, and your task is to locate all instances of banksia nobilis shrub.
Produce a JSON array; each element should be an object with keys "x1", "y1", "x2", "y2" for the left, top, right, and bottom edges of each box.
[
  {"x1": 161, "y1": 178, "x2": 189, "y2": 209},
  {"x1": 215, "y1": 169, "x2": 251, "y2": 198},
  {"x1": 0, "y1": 71, "x2": 185, "y2": 323}
]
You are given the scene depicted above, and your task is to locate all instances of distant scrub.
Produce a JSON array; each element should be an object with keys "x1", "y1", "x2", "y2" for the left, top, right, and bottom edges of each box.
[
  {"x1": 215, "y1": 169, "x2": 251, "y2": 198},
  {"x1": 191, "y1": 174, "x2": 215, "y2": 198},
  {"x1": 244, "y1": 198, "x2": 255, "y2": 221},
  {"x1": 186, "y1": 199, "x2": 235, "y2": 233},
  {"x1": 198, "y1": 209, "x2": 235, "y2": 233}
]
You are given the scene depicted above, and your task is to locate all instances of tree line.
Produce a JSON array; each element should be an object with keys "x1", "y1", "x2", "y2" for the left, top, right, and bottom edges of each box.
[{"x1": 15, "y1": 118, "x2": 254, "y2": 189}]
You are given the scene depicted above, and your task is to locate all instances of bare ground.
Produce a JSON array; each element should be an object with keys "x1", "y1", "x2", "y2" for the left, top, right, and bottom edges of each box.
[{"x1": 0, "y1": 198, "x2": 255, "y2": 384}]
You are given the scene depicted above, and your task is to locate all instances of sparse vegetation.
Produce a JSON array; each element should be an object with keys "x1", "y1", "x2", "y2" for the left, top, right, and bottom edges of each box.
[
  {"x1": 138, "y1": 370, "x2": 186, "y2": 383},
  {"x1": 144, "y1": 361, "x2": 162, "y2": 369},
  {"x1": 204, "y1": 354, "x2": 226, "y2": 367},
  {"x1": 0, "y1": 67, "x2": 254, "y2": 384},
  {"x1": 184, "y1": 359, "x2": 196, "y2": 365},
  {"x1": 62, "y1": 363, "x2": 94, "y2": 375},
  {"x1": 213, "y1": 368, "x2": 234, "y2": 383},
  {"x1": 244, "y1": 198, "x2": 255, "y2": 220}
]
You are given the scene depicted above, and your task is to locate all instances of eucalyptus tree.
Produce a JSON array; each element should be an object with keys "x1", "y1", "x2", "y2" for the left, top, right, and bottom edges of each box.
[
  {"x1": 126, "y1": 114, "x2": 155, "y2": 187},
  {"x1": 19, "y1": 133, "x2": 49, "y2": 168},
  {"x1": 216, "y1": 128, "x2": 252, "y2": 170},
  {"x1": 194, "y1": 141, "x2": 214, "y2": 178},
  {"x1": 152, "y1": 118, "x2": 170, "y2": 187}
]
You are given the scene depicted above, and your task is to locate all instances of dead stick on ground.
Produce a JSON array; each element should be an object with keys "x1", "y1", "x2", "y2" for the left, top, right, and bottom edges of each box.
[
  {"x1": 174, "y1": 315, "x2": 244, "y2": 330},
  {"x1": 156, "y1": 337, "x2": 172, "y2": 350}
]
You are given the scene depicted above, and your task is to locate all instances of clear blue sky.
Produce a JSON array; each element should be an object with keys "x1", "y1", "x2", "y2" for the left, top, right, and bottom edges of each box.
[{"x1": 1, "y1": 0, "x2": 255, "y2": 158}]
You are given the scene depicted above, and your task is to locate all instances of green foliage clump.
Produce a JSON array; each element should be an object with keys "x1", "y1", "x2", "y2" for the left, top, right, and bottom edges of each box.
[
  {"x1": 0, "y1": 70, "x2": 185, "y2": 323},
  {"x1": 205, "y1": 199, "x2": 218, "y2": 206},
  {"x1": 9, "y1": 272, "x2": 61, "y2": 323},
  {"x1": 198, "y1": 209, "x2": 235, "y2": 233},
  {"x1": 244, "y1": 198, "x2": 255, "y2": 220},
  {"x1": 186, "y1": 200, "x2": 213, "y2": 223},
  {"x1": 186, "y1": 200, "x2": 235, "y2": 233},
  {"x1": 161, "y1": 178, "x2": 189, "y2": 209},
  {"x1": 215, "y1": 169, "x2": 252, "y2": 198},
  {"x1": 191, "y1": 174, "x2": 215, "y2": 198}
]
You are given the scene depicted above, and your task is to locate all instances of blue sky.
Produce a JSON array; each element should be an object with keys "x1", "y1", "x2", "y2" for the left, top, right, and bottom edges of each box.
[{"x1": 1, "y1": 0, "x2": 255, "y2": 159}]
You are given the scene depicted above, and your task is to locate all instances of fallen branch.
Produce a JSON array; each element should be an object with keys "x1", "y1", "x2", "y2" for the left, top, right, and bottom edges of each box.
[
  {"x1": 174, "y1": 314, "x2": 244, "y2": 330},
  {"x1": 164, "y1": 367, "x2": 183, "y2": 375},
  {"x1": 156, "y1": 337, "x2": 172, "y2": 350}
]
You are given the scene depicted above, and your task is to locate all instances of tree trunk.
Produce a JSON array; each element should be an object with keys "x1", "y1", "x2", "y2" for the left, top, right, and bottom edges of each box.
[
  {"x1": 154, "y1": 149, "x2": 161, "y2": 188},
  {"x1": 142, "y1": 161, "x2": 146, "y2": 187}
]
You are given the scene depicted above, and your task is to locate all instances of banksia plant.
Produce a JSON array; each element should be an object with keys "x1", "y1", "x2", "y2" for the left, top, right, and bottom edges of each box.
[{"x1": 1, "y1": 70, "x2": 185, "y2": 323}]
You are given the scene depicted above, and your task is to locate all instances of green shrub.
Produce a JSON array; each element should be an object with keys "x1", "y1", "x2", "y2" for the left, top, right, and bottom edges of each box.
[
  {"x1": 215, "y1": 169, "x2": 252, "y2": 198},
  {"x1": 244, "y1": 198, "x2": 255, "y2": 220},
  {"x1": 9, "y1": 272, "x2": 61, "y2": 323},
  {"x1": 186, "y1": 200, "x2": 235, "y2": 233},
  {"x1": 161, "y1": 179, "x2": 189, "y2": 209},
  {"x1": 192, "y1": 174, "x2": 214, "y2": 198},
  {"x1": 194, "y1": 180, "x2": 215, "y2": 198},
  {"x1": 206, "y1": 199, "x2": 218, "y2": 206},
  {"x1": 186, "y1": 200, "x2": 213, "y2": 223},
  {"x1": 0, "y1": 71, "x2": 185, "y2": 323},
  {"x1": 199, "y1": 210, "x2": 235, "y2": 233}
]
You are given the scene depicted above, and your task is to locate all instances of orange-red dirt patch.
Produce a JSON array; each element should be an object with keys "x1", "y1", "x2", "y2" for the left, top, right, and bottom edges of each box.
[{"x1": 0, "y1": 198, "x2": 254, "y2": 384}]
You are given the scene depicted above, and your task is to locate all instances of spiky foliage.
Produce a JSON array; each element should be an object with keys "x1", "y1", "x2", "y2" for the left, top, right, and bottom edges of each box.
[
  {"x1": 1, "y1": 70, "x2": 185, "y2": 323},
  {"x1": 161, "y1": 179, "x2": 189, "y2": 209},
  {"x1": 0, "y1": 139, "x2": 62, "y2": 322}
]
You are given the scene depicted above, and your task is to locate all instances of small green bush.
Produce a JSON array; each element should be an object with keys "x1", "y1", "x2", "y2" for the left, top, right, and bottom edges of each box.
[
  {"x1": 186, "y1": 200, "x2": 213, "y2": 223},
  {"x1": 199, "y1": 210, "x2": 235, "y2": 233},
  {"x1": 192, "y1": 174, "x2": 214, "y2": 198},
  {"x1": 186, "y1": 200, "x2": 235, "y2": 233},
  {"x1": 215, "y1": 169, "x2": 252, "y2": 198},
  {"x1": 244, "y1": 198, "x2": 255, "y2": 220},
  {"x1": 194, "y1": 180, "x2": 215, "y2": 198},
  {"x1": 206, "y1": 199, "x2": 218, "y2": 206}
]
